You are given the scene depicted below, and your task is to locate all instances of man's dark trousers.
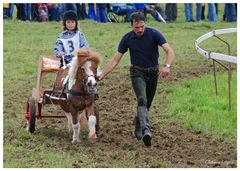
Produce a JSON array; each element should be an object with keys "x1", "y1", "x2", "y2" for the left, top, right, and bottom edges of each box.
[{"x1": 130, "y1": 66, "x2": 159, "y2": 146}]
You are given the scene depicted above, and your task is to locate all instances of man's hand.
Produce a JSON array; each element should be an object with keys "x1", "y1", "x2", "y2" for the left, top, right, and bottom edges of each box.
[
  {"x1": 97, "y1": 73, "x2": 104, "y2": 81},
  {"x1": 160, "y1": 67, "x2": 170, "y2": 78},
  {"x1": 96, "y1": 52, "x2": 124, "y2": 81}
]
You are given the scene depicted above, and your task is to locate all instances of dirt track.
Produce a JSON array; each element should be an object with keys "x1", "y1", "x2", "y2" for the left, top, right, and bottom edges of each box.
[
  {"x1": 16, "y1": 64, "x2": 236, "y2": 168},
  {"x1": 89, "y1": 65, "x2": 237, "y2": 168}
]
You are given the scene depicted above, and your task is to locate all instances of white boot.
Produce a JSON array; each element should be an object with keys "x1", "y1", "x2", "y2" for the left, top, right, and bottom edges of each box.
[
  {"x1": 72, "y1": 123, "x2": 80, "y2": 143},
  {"x1": 88, "y1": 115, "x2": 97, "y2": 139}
]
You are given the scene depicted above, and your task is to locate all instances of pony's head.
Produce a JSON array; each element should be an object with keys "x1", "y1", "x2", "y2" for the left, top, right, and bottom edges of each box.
[{"x1": 68, "y1": 49, "x2": 102, "y2": 94}]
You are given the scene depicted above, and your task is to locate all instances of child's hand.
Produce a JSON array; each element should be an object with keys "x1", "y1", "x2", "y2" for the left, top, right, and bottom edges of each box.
[{"x1": 60, "y1": 52, "x2": 65, "y2": 57}]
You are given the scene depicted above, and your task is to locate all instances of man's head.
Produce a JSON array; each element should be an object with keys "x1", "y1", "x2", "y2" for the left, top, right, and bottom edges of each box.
[
  {"x1": 63, "y1": 10, "x2": 78, "y2": 31},
  {"x1": 130, "y1": 11, "x2": 146, "y2": 37}
]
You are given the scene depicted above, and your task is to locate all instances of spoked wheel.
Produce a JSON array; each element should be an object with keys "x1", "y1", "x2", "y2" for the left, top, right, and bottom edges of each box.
[{"x1": 26, "y1": 97, "x2": 36, "y2": 133}]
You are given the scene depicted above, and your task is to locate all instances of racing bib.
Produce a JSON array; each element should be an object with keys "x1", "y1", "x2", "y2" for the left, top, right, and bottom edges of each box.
[{"x1": 59, "y1": 32, "x2": 80, "y2": 56}]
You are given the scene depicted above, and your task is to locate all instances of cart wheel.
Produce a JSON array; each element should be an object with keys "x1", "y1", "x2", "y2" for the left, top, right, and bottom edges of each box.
[
  {"x1": 95, "y1": 102, "x2": 100, "y2": 134},
  {"x1": 27, "y1": 97, "x2": 36, "y2": 133}
]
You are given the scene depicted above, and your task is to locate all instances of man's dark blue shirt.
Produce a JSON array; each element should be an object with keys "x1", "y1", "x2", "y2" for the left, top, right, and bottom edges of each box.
[{"x1": 118, "y1": 27, "x2": 167, "y2": 68}]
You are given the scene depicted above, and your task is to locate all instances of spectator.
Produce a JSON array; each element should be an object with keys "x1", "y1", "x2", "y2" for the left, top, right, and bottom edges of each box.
[
  {"x1": 31, "y1": 3, "x2": 38, "y2": 21},
  {"x1": 134, "y1": 3, "x2": 146, "y2": 16},
  {"x1": 88, "y1": 3, "x2": 97, "y2": 21},
  {"x1": 223, "y1": 3, "x2": 237, "y2": 22},
  {"x1": 58, "y1": 3, "x2": 65, "y2": 20},
  {"x1": 3, "y1": 3, "x2": 14, "y2": 19},
  {"x1": 208, "y1": 3, "x2": 218, "y2": 21},
  {"x1": 22, "y1": 3, "x2": 32, "y2": 21},
  {"x1": 111, "y1": 3, "x2": 136, "y2": 22},
  {"x1": 37, "y1": 3, "x2": 49, "y2": 21},
  {"x1": 154, "y1": 4, "x2": 167, "y2": 21},
  {"x1": 15, "y1": 3, "x2": 23, "y2": 20},
  {"x1": 215, "y1": 3, "x2": 218, "y2": 15},
  {"x1": 47, "y1": 3, "x2": 60, "y2": 21},
  {"x1": 59, "y1": 3, "x2": 77, "y2": 20},
  {"x1": 76, "y1": 3, "x2": 87, "y2": 20},
  {"x1": 15, "y1": 3, "x2": 32, "y2": 21},
  {"x1": 184, "y1": 3, "x2": 194, "y2": 22},
  {"x1": 201, "y1": 3, "x2": 205, "y2": 20},
  {"x1": 97, "y1": 3, "x2": 108, "y2": 23},
  {"x1": 66, "y1": 3, "x2": 77, "y2": 12},
  {"x1": 165, "y1": 3, "x2": 178, "y2": 22},
  {"x1": 145, "y1": 3, "x2": 166, "y2": 23},
  {"x1": 196, "y1": 3, "x2": 202, "y2": 21}
]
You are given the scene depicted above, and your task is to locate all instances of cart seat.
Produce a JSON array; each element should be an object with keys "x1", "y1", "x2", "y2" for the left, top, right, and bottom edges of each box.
[{"x1": 41, "y1": 57, "x2": 60, "y2": 72}]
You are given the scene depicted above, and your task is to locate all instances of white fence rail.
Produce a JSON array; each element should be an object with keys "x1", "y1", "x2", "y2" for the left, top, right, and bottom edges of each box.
[{"x1": 195, "y1": 28, "x2": 237, "y2": 64}]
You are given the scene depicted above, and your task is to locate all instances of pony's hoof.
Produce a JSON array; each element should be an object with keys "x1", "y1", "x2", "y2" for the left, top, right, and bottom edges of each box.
[
  {"x1": 88, "y1": 135, "x2": 97, "y2": 140},
  {"x1": 88, "y1": 137, "x2": 97, "y2": 144},
  {"x1": 88, "y1": 131, "x2": 97, "y2": 139},
  {"x1": 26, "y1": 126, "x2": 29, "y2": 131},
  {"x1": 68, "y1": 131, "x2": 73, "y2": 139},
  {"x1": 71, "y1": 138, "x2": 80, "y2": 144}
]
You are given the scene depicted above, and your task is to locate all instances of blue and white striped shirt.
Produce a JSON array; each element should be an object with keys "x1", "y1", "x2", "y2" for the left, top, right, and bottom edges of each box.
[{"x1": 54, "y1": 30, "x2": 89, "y2": 63}]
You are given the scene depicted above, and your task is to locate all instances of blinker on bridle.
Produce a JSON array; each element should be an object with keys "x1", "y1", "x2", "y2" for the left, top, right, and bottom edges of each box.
[{"x1": 77, "y1": 67, "x2": 96, "y2": 85}]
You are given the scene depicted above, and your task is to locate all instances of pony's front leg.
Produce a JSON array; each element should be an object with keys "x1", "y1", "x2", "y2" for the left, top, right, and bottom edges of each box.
[
  {"x1": 88, "y1": 115, "x2": 97, "y2": 139},
  {"x1": 87, "y1": 106, "x2": 97, "y2": 139},
  {"x1": 71, "y1": 112, "x2": 81, "y2": 143},
  {"x1": 65, "y1": 112, "x2": 73, "y2": 137}
]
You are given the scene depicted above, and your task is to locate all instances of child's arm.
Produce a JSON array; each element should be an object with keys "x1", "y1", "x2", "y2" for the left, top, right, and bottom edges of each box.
[
  {"x1": 79, "y1": 32, "x2": 89, "y2": 48},
  {"x1": 54, "y1": 40, "x2": 64, "y2": 58}
]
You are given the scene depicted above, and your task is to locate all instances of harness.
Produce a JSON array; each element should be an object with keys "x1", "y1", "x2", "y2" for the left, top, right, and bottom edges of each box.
[
  {"x1": 45, "y1": 69, "x2": 99, "y2": 103},
  {"x1": 68, "y1": 72, "x2": 99, "y2": 99},
  {"x1": 46, "y1": 51, "x2": 100, "y2": 103},
  {"x1": 68, "y1": 89, "x2": 99, "y2": 100}
]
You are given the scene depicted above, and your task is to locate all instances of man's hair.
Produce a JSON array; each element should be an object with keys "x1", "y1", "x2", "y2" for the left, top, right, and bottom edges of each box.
[{"x1": 130, "y1": 11, "x2": 145, "y2": 25}]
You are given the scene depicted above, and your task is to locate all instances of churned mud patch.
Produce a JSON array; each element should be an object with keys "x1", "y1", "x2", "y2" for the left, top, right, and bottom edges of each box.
[
  {"x1": 90, "y1": 65, "x2": 236, "y2": 167},
  {"x1": 7, "y1": 64, "x2": 236, "y2": 168}
]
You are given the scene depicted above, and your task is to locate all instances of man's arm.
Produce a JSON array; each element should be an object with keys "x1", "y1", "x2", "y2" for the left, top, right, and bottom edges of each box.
[
  {"x1": 160, "y1": 43, "x2": 175, "y2": 78},
  {"x1": 98, "y1": 52, "x2": 124, "y2": 80}
]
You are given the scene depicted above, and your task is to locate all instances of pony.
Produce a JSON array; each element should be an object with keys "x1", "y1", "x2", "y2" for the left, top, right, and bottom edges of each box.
[{"x1": 52, "y1": 48, "x2": 102, "y2": 143}]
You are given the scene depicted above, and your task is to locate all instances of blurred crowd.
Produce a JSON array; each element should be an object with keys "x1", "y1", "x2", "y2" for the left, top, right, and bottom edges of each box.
[{"x1": 3, "y1": 3, "x2": 237, "y2": 23}]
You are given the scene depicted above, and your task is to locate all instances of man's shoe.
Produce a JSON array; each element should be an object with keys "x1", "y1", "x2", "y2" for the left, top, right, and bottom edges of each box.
[{"x1": 142, "y1": 132, "x2": 151, "y2": 147}]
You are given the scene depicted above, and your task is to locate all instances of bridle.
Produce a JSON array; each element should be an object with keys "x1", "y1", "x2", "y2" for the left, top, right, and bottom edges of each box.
[
  {"x1": 75, "y1": 67, "x2": 96, "y2": 85},
  {"x1": 68, "y1": 65, "x2": 98, "y2": 98}
]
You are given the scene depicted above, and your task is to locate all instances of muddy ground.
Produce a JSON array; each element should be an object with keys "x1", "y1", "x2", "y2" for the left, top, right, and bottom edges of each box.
[
  {"x1": 36, "y1": 64, "x2": 237, "y2": 168},
  {"x1": 4, "y1": 63, "x2": 236, "y2": 168},
  {"x1": 99, "y1": 66, "x2": 237, "y2": 167}
]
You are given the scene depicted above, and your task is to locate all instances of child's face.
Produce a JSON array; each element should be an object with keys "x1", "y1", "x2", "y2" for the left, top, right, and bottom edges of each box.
[{"x1": 66, "y1": 20, "x2": 76, "y2": 31}]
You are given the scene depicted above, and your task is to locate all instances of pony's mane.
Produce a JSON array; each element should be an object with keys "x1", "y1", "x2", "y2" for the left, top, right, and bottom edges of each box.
[
  {"x1": 76, "y1": 48, "x2": 102, "y2": 67},
  {"x1": 68, "y1": 49, "x2": 102, "y2": 89}
]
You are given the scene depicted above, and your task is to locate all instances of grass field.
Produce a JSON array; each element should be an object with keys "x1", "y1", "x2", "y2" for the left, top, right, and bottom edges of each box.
[
  {"x1": 3, "y1": 4, "x2": 237, "y2": 168},
  {"x1": 165, "y1": 71, "x2": 237, "y2": 138}
]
